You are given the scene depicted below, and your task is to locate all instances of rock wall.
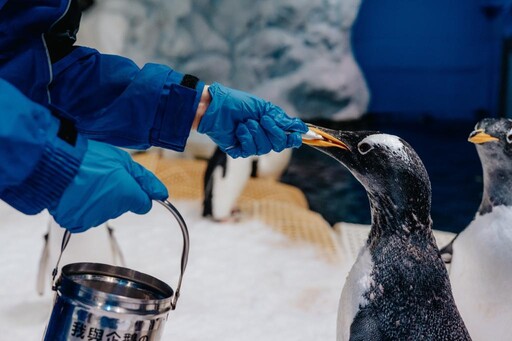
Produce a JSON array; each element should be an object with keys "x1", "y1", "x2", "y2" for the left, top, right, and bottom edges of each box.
[{"x1": 79, "y1": 0, "x2": 369, "y2": 121}]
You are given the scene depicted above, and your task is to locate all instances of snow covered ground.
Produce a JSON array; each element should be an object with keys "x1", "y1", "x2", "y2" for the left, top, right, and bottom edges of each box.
[{"x1": 0, "y1": 200, "x2": 348, "y2": 340}]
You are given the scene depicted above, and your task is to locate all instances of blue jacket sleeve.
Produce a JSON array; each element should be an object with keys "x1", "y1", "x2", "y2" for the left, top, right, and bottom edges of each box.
[
  {"x1": 49, "y1": 47, "x2": 205, "y2": 151},
  {"x1": 0, "y1": 79, "x2": 87, "y2": 214}
]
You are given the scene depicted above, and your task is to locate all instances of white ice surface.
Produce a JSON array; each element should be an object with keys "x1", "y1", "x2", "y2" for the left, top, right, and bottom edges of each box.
[{"x1": 0, "y1": 200, "x2": 347, "y2": 340}]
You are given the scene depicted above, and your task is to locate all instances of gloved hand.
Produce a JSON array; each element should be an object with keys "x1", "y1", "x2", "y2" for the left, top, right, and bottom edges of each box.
[
  {"x1": 197, "y1": 83, "x2": 308, "y2": 158},
  {"x1": 49, "y1": 140, "x2": 168, "y2": 233}
]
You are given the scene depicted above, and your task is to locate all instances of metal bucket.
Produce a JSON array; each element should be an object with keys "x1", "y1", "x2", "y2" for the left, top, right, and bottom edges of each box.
[{"x1": 43, "y1": 200, "x2": 189, "y2": 341}]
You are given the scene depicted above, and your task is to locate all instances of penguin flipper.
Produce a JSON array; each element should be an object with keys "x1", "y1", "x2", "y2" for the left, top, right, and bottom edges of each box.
[
  {"x1": 349, "y1": 308, "x2": 385, "y2": 341},
  {"x1": 202, "y1": 147, "x2": 228, "y2": 217}
]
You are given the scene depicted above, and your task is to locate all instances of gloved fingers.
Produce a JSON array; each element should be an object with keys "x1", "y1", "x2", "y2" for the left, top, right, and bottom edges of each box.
[
  {"x1": 52, "y1": 208, "x2": 106, "y2": 234},
  {"x1": 50, "y1": 143, "x2": 164, "y2": 233},
  {"x1": 116, "y1": 173, "x2": 154, "y2": 215},
  {"x1": 84, "y1": 169, "x2": 154, "y2": 217},
  {"x1": 49, "y1": 189, "x2": 99, "y2": 233},
  {"x1": 235, "y1": 124, "x2": 257, "y2": 158},
  {"x1": 51, "y1": 211, "x2": 85, "y2": 233},
  {"x1": 223, "y1": 145, "x2": 242, "y2": 159},
  {"x1": 245, "y1": 119, "x2": 272, "y2": 155},
  {"x1": 266, "y1": 105, "x2": 308, "y2": 133},
  {"x1": 205, "y1": 131, "x2": 237, "y2": 155},
  {"x1": 260, "y1": 116, "x2": 287, "y2": 152},
  {"x1": 286, "y1": 132, "x2": 303, "y2": 149},
  {"x1": 128, "y1": 160, "x2": 169, "y2": 200},
  {"x1": 68, "y1": 225, "x2": 92, "y2": 234},
  {"x1": 126, "y1": 192, "x2": 153, "y2": 215},
  {"x1": 52, "y1": 183, "x2": 129, "y2": 233}
]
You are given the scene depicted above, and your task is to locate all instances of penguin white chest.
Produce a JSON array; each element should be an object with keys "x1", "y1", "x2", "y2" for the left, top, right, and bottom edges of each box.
[
  {"x1": 337, "y1": 246, "x2": 375, "y2": 341},
  {"x1": 450, "y1": 206, "x2": 512, "y2": 340},
  {"x1": 210, "y1": 156, "x2": 253, "y2": 220}
]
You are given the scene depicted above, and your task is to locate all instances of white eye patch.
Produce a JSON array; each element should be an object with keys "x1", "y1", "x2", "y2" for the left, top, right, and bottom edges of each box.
[
  {"x1": 357, "y1": 141, "x2": 374, "y2": 155},
  {"x1": 507, "y1": 128, "x2": 512, "y2": 144},
  {"x1": 359, "y1": 134, "x2": 410, "y2": 162}
]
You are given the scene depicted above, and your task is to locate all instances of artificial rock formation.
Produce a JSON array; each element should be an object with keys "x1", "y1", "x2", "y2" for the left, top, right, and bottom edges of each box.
[{"x1": 79, "y1": 0, "x2": 369, "y2": 121}]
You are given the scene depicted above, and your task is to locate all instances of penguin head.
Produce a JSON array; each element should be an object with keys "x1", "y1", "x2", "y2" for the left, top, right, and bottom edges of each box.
[
  {"x1": 469, "y1": 118, "x2": 512, "y2": 213},
  {"x1": 303, "y1": 125, "x2": 431, "y2": 225},
  {"x1": 469, "y1": 118, "x2": 512, "y2": 166},
  {"x1": 303, "y1": 125, "x2": 430, "y2": 198}
]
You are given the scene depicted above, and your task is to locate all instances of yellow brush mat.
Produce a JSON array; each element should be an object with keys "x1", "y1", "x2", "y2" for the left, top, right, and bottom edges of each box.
[{"x1": 133, "y1": 151, "x2": 340, "y2": 261}]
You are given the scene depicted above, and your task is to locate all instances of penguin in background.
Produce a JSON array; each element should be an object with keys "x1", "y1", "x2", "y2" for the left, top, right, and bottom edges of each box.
[
  {"x1": 36, "y1": 219, "x2": 125, "y2": 295},
  {"x1": 440, "y1": 118, "x2": 512, "y2": 340},
  {"x1": 202, "y1": 146, "x2": 292, "y2": 221},
  {"x1": 302, "y1": 126, "x2": 471, "y2": 341}
]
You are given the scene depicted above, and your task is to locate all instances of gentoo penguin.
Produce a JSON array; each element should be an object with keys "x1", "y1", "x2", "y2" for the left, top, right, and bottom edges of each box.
[
  {"x1": 441, "y1": 118, "x2": 512, "y2": 340},
  {"x1": 202, "y1": 146, "x2": 292, "y2": 221},
  {"x1": 36, "y1": 218, "x2": 125, "y2": 295},
  {"x1": 302, "y1": 126, "x2": 471, "y2": 341}
]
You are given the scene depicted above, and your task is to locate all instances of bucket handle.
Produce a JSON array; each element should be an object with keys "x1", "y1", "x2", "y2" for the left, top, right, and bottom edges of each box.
[{"x1": 51, "y1": 199, "x2": 190, "y2": 310}]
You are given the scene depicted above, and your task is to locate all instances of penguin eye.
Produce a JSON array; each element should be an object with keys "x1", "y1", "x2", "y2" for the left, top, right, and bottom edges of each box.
[
  {"x1": 358, "y1": 142, "x2": 374, "y2": 155},
  {"x1": 507, "y1": 129, "x2": 512, "y2": 144}
]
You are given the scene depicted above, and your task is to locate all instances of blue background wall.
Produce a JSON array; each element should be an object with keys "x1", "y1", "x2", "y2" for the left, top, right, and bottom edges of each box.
[{"x1": 352, "y1": 0, "x2": 506, "y2": 120}]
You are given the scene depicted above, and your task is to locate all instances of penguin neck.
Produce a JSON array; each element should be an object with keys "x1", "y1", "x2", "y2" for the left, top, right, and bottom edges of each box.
[
  {"x1": 479, "y1": 167, "x2": 512, "y2": 215},
  {"x1": 367, "y1": 190, "x2": 432, "y2": 245}
]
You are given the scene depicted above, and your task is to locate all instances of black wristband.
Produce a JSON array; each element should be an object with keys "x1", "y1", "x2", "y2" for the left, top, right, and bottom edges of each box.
[
  {"x1": 49, "y1": 105, "x2": 79, "y2": 146},
  {"x1": 57, "y1": 116, "x2": 78, "y2": 146},
  {"x1": 181, "y1": 74, "x2": 200, "y2": 90}
]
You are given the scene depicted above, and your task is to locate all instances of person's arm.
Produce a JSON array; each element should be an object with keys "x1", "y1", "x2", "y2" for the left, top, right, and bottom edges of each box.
[
  {"x1": 0, "y1": 79, "x2": 168, "y2": 232},
  {"x1": 50, "y1": 47, "x2": 307, "y2": 158},
  {"x1": 49, "y1": 47, "x2": 205, "y2": 151},
  {"x1": 3, "y1": 0, "x2": 307, "y2": 159},
  {"x1": 44, "y1": 1, "x2": 306, "y2": 156},
  {"x1": 192, "y1": 85, "x2": 211, "y2": 130},
  {"x1": 0, "y1": 78, "x2": 86, "y2": 214}
]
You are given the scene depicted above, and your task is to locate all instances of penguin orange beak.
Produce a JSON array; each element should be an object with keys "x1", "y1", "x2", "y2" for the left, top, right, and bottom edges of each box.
[
  {"x1": 302, "y1": 126, "x2": 349, "y2": 150},
  {"x1": 468, "y1": 129, "x2": 499, "y2": 144}
]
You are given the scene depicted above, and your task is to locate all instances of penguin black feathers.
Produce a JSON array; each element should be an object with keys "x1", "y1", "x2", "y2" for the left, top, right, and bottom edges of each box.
[{"x1": 303, "y1": 126, "x2": 471, "y2": 341}]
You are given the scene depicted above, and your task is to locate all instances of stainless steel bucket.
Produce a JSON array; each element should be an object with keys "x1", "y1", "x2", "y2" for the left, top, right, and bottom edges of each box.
[{"x1": 43, "y1": 200, "x2": 189, "y2": 341}]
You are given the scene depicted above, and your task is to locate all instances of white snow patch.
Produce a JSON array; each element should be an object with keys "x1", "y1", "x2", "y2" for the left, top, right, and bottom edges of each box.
[{"x1": 0, "y1": 200, "x2": 347, "y2": 341}]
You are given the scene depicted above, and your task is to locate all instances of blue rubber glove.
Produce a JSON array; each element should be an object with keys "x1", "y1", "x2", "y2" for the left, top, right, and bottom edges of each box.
[
  {"x1": 49, "y1": 140, "x2": 168, "y2": 233},
  {"x1": 197, "y1": 83, "x2": 308, "y2": 158}
]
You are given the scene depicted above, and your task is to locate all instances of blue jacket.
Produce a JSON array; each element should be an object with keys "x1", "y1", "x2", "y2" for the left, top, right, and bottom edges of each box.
[
  {"x1": 0, "y1": 0, "x2": 204, "y2": 214},
  {"x1": 0, "y1": 78, "x2": 86, "y2": 214}
]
